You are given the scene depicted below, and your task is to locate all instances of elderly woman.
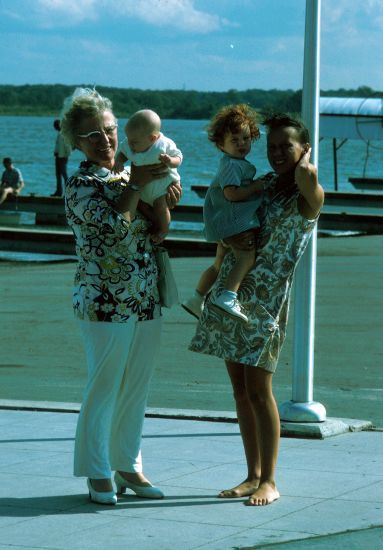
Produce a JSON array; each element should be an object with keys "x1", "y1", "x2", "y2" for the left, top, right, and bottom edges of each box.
[{"x1": 61, "y1": 88, "x2": 180, "y2": 505}]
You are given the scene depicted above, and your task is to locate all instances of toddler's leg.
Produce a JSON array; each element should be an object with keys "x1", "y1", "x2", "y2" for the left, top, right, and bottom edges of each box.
[
  {"x1": 210, "y1": 231, "x2": 258, "y2": 322},
  {"x1": 151, "y1": 195, "x2": 171, "y2": 244},
  {"x1": 182, "y1": 242, "x2": 228, "y2": 320},
  {"x1": 225, "y1": 246, "x2": 256, "y2": 294},
  {"x1": 197, "y1": 241, "x2": 228, "y2": 296}
]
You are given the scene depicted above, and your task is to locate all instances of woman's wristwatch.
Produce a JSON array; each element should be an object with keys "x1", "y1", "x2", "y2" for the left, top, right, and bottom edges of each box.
[{"x1": 129, "y1": 183, "x2": 140, "y2": 192}]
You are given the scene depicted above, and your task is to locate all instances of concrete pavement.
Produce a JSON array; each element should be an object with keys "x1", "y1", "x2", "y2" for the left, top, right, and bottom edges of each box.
[
  {"x1": 0, "y1": 408, "x2": 382, "y2": 549},
  {"x1": 1, "y1": 234, "x2": 383, "y2": 548},
  {"x1": 1, "y1": 235, "x2": 383, "y2": 427}
]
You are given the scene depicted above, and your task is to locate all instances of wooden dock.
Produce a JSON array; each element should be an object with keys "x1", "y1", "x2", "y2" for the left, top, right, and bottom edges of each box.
[
  {"x1": 348, "y1": 177, "x2": 383, "y2": 191},
  {"x1": 0, "y1": 192, "x2": 382, "y2": 256},
  {"x1": 0, "y1": 225, "x2": 216, "y2": 257}
]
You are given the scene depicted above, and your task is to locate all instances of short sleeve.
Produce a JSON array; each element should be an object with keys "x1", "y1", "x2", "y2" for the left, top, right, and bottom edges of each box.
[
  {"x1": 217, "y1": 158, "x2": 243, "y2": 189},
  {"x1": 165, "y1": 138, "x2": 183, "y2": 163}
]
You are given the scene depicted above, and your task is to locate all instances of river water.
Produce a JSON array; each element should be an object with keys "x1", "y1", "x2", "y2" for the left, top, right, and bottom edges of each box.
[{"x1": 1, "y1": 115, "x2": 382, "y2": 206}]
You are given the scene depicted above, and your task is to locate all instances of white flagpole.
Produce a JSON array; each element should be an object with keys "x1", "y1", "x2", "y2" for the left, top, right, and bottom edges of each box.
[{"x1": 279, "y1": 0, "x2": 326, "y2": 422}]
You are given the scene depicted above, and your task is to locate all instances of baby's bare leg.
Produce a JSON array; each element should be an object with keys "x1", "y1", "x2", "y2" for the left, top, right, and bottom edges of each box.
[{"x1": 151, "y1": 195, "x2": 171, "y2": 244}]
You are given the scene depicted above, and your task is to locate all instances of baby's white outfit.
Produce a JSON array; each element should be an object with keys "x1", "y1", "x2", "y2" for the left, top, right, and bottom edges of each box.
[{"x1": 118, "y1": 132, "x2": 182, "y2": 205}]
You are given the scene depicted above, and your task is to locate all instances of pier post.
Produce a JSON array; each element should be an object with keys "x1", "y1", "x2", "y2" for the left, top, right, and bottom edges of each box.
[
  {"x1": 332, "y1": 138, "x2": 338, "y2": 191},
  {"x1": 279, "y1": 0, "x2": 326, "y2": 422}
]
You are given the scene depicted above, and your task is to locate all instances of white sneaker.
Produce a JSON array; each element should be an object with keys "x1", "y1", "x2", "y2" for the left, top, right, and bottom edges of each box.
[
  {"x1": 211, "y1": 294, "x2": 248, "y2": 323},
  {"x1": 181, "y1": 293, "x2": 204, "y2": 319}
]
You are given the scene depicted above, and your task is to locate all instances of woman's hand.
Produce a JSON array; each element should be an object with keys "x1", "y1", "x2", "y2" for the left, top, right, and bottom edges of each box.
[
  {"x1": 166, "y1": 180, "x2": 182, "y2": 209},
  {"x1": 130, "y1": 162, "x2": 169, "y2": 187},
  {"x1": 295, "y1": 147, "x2": 315, "y2": 190},
  {"x1": 295, "y1": 147, "x2": 324, "y2": 219},
  {"x1": 223, "y1": 230, "x2": 257, "y2": 251}
]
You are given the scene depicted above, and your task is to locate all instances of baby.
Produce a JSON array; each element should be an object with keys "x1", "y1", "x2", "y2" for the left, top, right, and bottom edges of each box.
[{"x1": 115, "y1": 109, "x2": 182, "y2": 243}]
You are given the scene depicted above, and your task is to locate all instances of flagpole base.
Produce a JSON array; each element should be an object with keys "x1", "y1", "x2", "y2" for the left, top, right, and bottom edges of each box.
[{"x1": 279, "y1": 400, "x2": 326, "y2": 422}]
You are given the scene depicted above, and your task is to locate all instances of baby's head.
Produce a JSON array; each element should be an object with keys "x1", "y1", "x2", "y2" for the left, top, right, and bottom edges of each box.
[
  {"x1": 208, "y1": 104, "x2": 260, "y2": 160},
  {"x1": 125, "y1": 109, "x2": 161, "y2": 153}
]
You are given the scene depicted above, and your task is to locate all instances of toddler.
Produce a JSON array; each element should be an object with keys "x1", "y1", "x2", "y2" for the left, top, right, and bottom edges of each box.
[
  {"x1": 182, "y1": 104, "x2": 263, "y2": 323},
  {"x1": 115, "y1": 109, "x2": 182, "y2": 243}
]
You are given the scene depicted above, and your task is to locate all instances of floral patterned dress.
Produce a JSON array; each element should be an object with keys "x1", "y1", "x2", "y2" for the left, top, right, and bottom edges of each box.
[
  {"x1": 189, "y1": 173, "x2": 319, "y2": 373},
  {"x1": 65, "y1": 161, "x2": 161, "y2": 323}
]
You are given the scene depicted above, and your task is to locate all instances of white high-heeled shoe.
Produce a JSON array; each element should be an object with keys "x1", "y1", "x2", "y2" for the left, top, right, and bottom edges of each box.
[
  {"x1": 114, "y1": 472, "x2": 164, "y2": 499},
  {"x1": 87, "y1": 478, "x2": 117, "y2": 505}
]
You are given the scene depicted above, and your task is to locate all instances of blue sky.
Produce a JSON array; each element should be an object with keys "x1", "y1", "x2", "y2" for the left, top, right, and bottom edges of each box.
[{"x1": 0, "y1": 0, "x2": 382, "y2": 91}]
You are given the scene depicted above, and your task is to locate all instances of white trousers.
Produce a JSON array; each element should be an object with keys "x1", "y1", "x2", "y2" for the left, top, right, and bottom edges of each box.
[{"x1": 74, "y1": 317, "x2": 162, "y2": 479}]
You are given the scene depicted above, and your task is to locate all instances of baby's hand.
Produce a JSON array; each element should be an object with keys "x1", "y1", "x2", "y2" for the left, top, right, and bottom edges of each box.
[
  {"x1": 113, "y1": 160, "x2": 125, "y2": 174},
  {"x1": 159, "y1": 153, "x2": 172, "y2": 166}
]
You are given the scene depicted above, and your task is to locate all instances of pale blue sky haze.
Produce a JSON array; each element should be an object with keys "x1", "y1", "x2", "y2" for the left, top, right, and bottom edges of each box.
[{"x1": 0, "y1": 0, "x2": 382, "y2": 91}]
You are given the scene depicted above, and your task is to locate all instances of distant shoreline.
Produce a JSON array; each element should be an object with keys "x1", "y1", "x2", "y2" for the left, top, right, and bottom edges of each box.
[{"x1": 0, "y1": 84, "x2": 380, "y2": 120}]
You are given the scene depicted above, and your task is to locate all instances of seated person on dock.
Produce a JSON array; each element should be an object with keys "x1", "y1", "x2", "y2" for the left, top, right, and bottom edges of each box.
[
  {"x1": 0, "y1": 157, "x2": 24, "y2": 205},
  {"x1": 114, "y1": 109, "x2": 182, "y2": 244}
]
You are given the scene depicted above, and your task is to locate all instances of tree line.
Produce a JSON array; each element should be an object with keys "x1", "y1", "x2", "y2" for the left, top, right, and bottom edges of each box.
[{"x1": 0, "y1": 84, "x2": 380, "y2": 119}]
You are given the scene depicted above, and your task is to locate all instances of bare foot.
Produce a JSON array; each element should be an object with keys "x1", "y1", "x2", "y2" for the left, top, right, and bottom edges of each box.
[
  {"x1": 246, "y1": 481, "x2": 280, "y2": 506},
  {"x1": 218, "y1": 479, "x2": 260, "y2": 498}
]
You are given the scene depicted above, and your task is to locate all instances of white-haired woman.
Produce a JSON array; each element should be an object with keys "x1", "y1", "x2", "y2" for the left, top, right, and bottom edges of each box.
[{"x1": 61, "y1": 88, "x2": 180, "y2": 504}]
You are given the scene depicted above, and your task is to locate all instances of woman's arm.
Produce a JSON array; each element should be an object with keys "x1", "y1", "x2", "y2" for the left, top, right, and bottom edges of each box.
[{"x1": 295, "y1": 148, "x2": 324, "y2": 219}]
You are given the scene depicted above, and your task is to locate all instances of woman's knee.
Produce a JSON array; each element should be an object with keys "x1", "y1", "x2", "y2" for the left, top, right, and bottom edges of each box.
[
  {"x1": 232, "y1": 384, "x2": 249, "y2": 404},
  {"x1": 246, "y1": 386, "x2": 270, "y2": 408},
  {"x1": 245, "y1": 368, "x2": 274, "y2": 407},
  {"x1": 225, "y1": 361, "x2": 248, "y2": 403}
]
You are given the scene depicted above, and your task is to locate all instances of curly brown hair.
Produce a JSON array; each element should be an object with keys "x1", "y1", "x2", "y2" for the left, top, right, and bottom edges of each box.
[{"x1": 207, "y1": 104, "x2": 260, "y2": 147}]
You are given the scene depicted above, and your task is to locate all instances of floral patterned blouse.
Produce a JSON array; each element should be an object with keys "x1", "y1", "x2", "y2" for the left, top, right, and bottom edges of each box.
[
  {"x1": 65, "y1": 161, "x2": 161, "y2": 323},
  {"x1": 189, "y1": 173, "x2": 319, "y2": 373}
]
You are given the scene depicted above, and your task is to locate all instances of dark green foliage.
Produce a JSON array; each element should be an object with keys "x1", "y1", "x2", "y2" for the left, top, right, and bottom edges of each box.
[{"x1": 0, "y1": 84, "x2": 380, "y2": 119}]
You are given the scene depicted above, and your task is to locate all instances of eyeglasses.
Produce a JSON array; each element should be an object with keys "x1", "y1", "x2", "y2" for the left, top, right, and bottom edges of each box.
[{"x1": 77, "y1": 124, "x2": 118, "y2": 143}]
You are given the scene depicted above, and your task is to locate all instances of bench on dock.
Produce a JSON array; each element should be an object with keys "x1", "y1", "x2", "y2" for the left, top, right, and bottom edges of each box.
[
  {"x1": 0, "y1": 195, "x2": 66, "y2": 225},
  {"x1": 349, "y1": 177, "x2": 383, "y2": 191},
  {"x1": 1, "y1": 193, "x2": 383, "y2": 253},
  {"x1": 191, "y1": 184, "x2": 383, "y2": 208},
  {"x1": 1, "y1": 210, "x2": 383, "y2": 257}
]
